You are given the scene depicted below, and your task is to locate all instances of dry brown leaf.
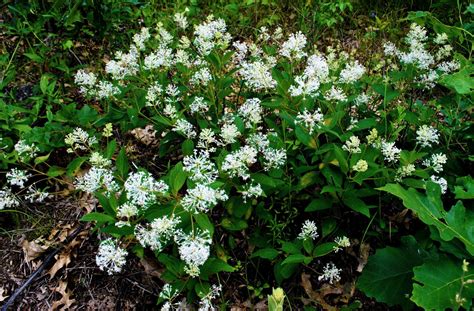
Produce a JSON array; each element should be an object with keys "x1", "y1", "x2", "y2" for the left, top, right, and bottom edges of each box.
[
  {"x1": 140, "y1": 257, "x2": 163, "y2": 278},
  {"x1": 301, "y1": 273, "x2": 340, "y2": 311},
  {"x1": 48, "y1": 251, "x2": 72, "y2": 279},
  {"x1": 22, "y1": 238, "x2": 51, "y2": 262},
  {"x1": 0, "y1": 287, "x2": 8, "y2": 302},
  {"x1": 51, "y1": 281, "x2": 75, "y2": 311},
  {"x1": 356, "y1": 242, "x2": 370, "y2": 272},
  {"x1": 130, "y1": 125, "x2": 158, "y2": 146}
]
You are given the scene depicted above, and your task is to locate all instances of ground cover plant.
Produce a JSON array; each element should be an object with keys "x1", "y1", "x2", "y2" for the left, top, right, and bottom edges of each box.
[{"x1": 1, "y1": 0, "x2": 473, "y2": 310}]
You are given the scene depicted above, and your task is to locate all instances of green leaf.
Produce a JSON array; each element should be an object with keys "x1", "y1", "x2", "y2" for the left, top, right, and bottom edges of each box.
[
  {"x1": 305, "y1": 198, "x2": 332, "y2": 212},
  {"x1": 454, "y1": 176, "x2": 474, "y2": 199},
  {"x1": 116, "y1": 148, "x2": 129, "y2": 178},
  {"x1": 357, "y1": 236, "x2": 425, "y2": 309},
  {"x1": 199, "y1": 258, "x2": 235, "y2": 280},
  {"x1": 411, "y1": 255, "x2": 474, "y2": 311},
  {"x1": 342, "y1": 195, "x2": 373, "y2": 218},
  {"x1": 295, "y1": 126, "x2": 317, "y2": 149},
  {"x1": 439, "y1": 65, "x2": 474, "y2": 95},
  {"x1": 169, "y1": 162, "x2": 187, "y2": 195},
  {"x1": 194, "y1": 213, "x2": 214, "y2": 237},
  {"x1": 221, "y1": 217, "x2": 248, "y2": 231},
  {"x1": 379, "y1": 183, "x2": 474, "y2": 255},
  {"x1": 105, "y1": 139, "x2": 117, "y2": 159},
  {"x1": 313, "y1": 242, "x2": 337, "y2": 257},
  {"x1": 80, "y1": 212, "x2": 115, "y2": 223},
  {"x1": 251, "y1": 248, "x2": 280, "y2": 260},
  {"x1": 182, "y1": 139, "x2": 194, "y2": 156},
  {"x1": 47, "y1": 166, "x2": 65, "y2": 177},
  {"x1": 281, "y1": 254, "x2": 312, "y2": 266},
  {"x1": 66, "y1": 157, "x2": 87, "y2": 177}
]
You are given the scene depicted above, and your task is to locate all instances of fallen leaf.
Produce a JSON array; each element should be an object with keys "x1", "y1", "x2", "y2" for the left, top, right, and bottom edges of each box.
[
  {"x1": 51, "y1": 281, "x2": 75, "y2": 311},
  {"x1": 140, "y1": 257, "x2": 163, "y2": 278},
  {"x1": 130, "y1": 125, "x2": 158, "y2": 146},
  {"x1": 48, "y1": 251, "x2": 72, "y2": 279},
  {"x1": 22, "y1": 238, "x2": 50, "y2": 262},
  {"x1": 301, "y1": 273, "x2": 340, "y2": 311},
  {"x1": 356, "y1": 242, "x2": 370, "y2": 272}
]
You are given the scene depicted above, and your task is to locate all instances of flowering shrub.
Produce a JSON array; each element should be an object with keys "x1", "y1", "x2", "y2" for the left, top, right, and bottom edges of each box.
[{"x1": 2, "y1": 11, "x2": 473, "y2": 310}]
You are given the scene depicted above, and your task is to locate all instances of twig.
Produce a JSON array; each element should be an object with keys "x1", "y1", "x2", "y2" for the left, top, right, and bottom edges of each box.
[{"x1": 1, "y1": 225, "x2": 84, "y2": 311}]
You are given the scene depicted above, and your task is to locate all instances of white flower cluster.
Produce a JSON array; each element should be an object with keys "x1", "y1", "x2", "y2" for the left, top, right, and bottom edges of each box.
[
  {"x1": 416, "y1": 125, "x2": 439, "y2": 148},
  {"x1": 105, "y1": 45, "x2": 140, "y2": 80},
  {"x1": 279, "y1": 31, "x2": 307, "y2": 61},
  {"x1": 24, "y1": 186, "x2": 49, "y2": 203},
  {"x1": 6, "y1": 168, "x2": 31, "y2": 187},
  {"x1": 193, "y1": 16, "x2": 231, "y2": 56},
  {"x1": 183, "y1": 150, "x2": 218, "y2": 184},
  {"x1": 190, "y1": 97, "x2": 209, "y2": 114},
  {"x1": 298, "y1": 220, "x2": 319, "y2": 240},
  {"x1": 124, "y1": 171, "x2": 168, "y2": 206},
  {"x1": 238, "y1": 98, "x2": 263, "y2": 128},
  {"x1": 181, "y1": 184, "x2": 228, "y2": 214},
  {"x1": 318, "y1": 262, "x2": 342, "y2": 284},
  {"x1": 173, "y1": 119, "x2": 197, "y2": 139},
  {"x1": 342, "y1": 136, "x2": 361, "y2": 154},
  {"x1": 96, "y1": 239, "x2": 128, "y2": 275},
  {"x1": 290, "y1": 54, "x2": 329, "y2": 98},
  {"x1": 65, "y1": 127, "x2": 98, "y2": 153},
  {"x1": 380, "y1": 141, "x2": 401, "y2": 163},
  {"x1": 198, "y1": 284, "x2": 222, "y2": 311},
  {"x1": 395, "y1": 164, "x2": 416, "y2": 182},
  {"x1": 295, "y1": 108, "x2": 324, "y2": 134},
  {"x1": 190, "y1": 67, "x2": 212, "y2": 87},
  {"x1": 339, "y1": 61, "x2": 366, "y2": 84},
  {"x1": 352, "y1": 159, "x2": 368, "y2": 172},
  {"x1": 430, "y1": 175, "x2": 448, "y2": 194},
  {"x1": 423, "y1": 153, "x2": 447, "y2": 173},
  {"x1": 239, "y1": 59, "x2": 277, "y2": 91},
  {"x1": 175, "y1": 229, "x2": 212, "y2": 277},
  {"x1": 135, "y1": 216, "x2": 181, "y2": 251},
  {"x1": 333, "y1": 236, "x2": 351, "y2": 253},
  {"x1": 0, "y1": 187, "x2": 19, "y2": 210},
  {"x1": 14, "y1": 140, "x2": 38, "y2": 160},
  {"x1": 222, "y1": 146, "x2": 258, "y2": 180},
  {"x1": 75, "y1": 167, "x2": 118, "y2": 194}
]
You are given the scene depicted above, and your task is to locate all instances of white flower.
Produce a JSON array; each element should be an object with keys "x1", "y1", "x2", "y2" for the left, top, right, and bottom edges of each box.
[
  {"x1": 96, "y1": 81, "x2": 120, "y2": 98},
  {"x1": 197, "y1": 128, "x2": 221, "y2": 152},
  {"x1": 89, "y1": 152, "x2": 112, "y2": 168},
  {"x1": 146, "y1": 82, "x2": 163, "y2": 107},
  {"x1": 437, "y1": 61, "x2": 460, "y2": 74},
  {"x1": 15, "y1": 140, "x2": 39, "y2": 160},
  {"x1": 333, "y1": 236, "x2": 350, "y2": 252},
  {"x1": 222, "y1": 146, "x2": 258, "y2": 180},
  {"x1": 383, "y1": 42, "x2": 398, "y2": 56},
  {"x1": 262, "y1": 148, "x2": 286, "y2": 171},
  {"x1": 289, "y1": 75, "x2": 320, "y2": 98},
  {"x1": 298, "y1": 220, "x2": 319, "y2": 240},
  {"x1": 74, "y1": 70, "x2": 97, "y2": 95},
  {"x1": 238, "y1": 98, "x2": 263, "y2": 128},
  {"x1": 325, "y1": 86, "x2": 347, "y2": 102},
  {"x1": 246, "y1": 133, "x2": 270, "y2": 152},
  {"x1": 174, "y1": 12, "x2": 188, "y2": 30},
  {"x1": 304, "y1": 54, "x2": 329, "y2": 81},
  {"x1": 190, "y1": 97, "x2": 209, "y2": 114},
  {"x1": 220, "y1": 122, "x2": 240, "y2": 144},
  {"x1": 342, "y1": 136, "x2": 361, "y2": 154},
  {"x1": 295, "y1": 108, "x2": 324, "y2": 134},
  {"x1": 132, "y1": 27, "x2": 150, "y2": 51},
  {"x1": 65, "y1": 127, "x2": 97, "y2": 153},
  {"x1": 24, "y1": 186, "x2": 49, "y2": 203},
  {"x1": 0, "y1": 187, "x2": 19, "y2": 210},
  {"x1": 430, "y1": 175, "x2": 448, "y2": 194},
  {"x1": 175, "y1": 230, "x2": 212, "y2": 277},
  {"x1": 416, "y1": 70, "x2": 438, "y2": 89},
  {"x1": 239, "y1": 60, "x2": 276, "y2": 91},
  {"x1": 173, "y1": 119, "x2": 197, "y2": 139},
  {"x1": 183, "y1": 150, "x2": 218, "y2": 184},
  {"x1": 352, "y1": 160, "x2": 368, "y2": 172},
  {"x1": 318, "y1": 262, "x2": 341, "y2": 284},
  {"x1": 241, "y1": 183, "x2": 263, "y2": 202},
  {"x1": 144, "y1": 47, "x2": 174, "y2": 70},
  {"x1": 193, "y1": 17, "x2": 231, "y2": 55},
  {"x1": 75, "y1": 167, "x2": 119, "y2": 194},
  {"x1": 105, "y1": 45, "x2": 139, "y2": 80},
  {"x1": 354, "y1": 93, "x2": 370, "y2": 106},
  {"x1": 135, "y1": 216, "x2": 181, "y2": 251},
  {"x1": 416, "y1": 125, "x2": 439, "y2": 148},
  {"x1": 395, "y1": 164, "x2": 416, "y2": 181},
  {"x1": 434, "y1": 33, "x2": 448, "y2": 45},
  {"x1": 124, "y1": 171, "x2": 168, "y2": 206},
  {"x1": 181, "y1": 184, "x2": 228, "y2": 214},
  {"x1": 198, "y1": 284, "x2": 222, "y2": 311},
  {"x1": 6, "y1": 168, "x2": 31, "y2": 187},
  {"x1": 232, "y1": 41, "x2": 248, "y2": 63},
  {"x1": 191, "y1": 67, "x2": 212, "y2": 87},
  {"x1": 116, "y1": 203, "x2": 138, "y2": 219},
  {"x1": 163, "y1": 104, "x2": 178, "y2": 119},
  {"x1": 279, "y1": 31, "x2": 307, "y2": 61},
  {"x1": 381, "y1": 141, "x2": 401, "y2": 163},
  {"x1": 96, "y1": 239, "x2": 128, "y2": 275},
  {"x1": 423, "y1": 153, "x2": 447, "y2": 173},
  {"x1": 339, "y1": 61, "x2": 365, "y2": 84}
]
